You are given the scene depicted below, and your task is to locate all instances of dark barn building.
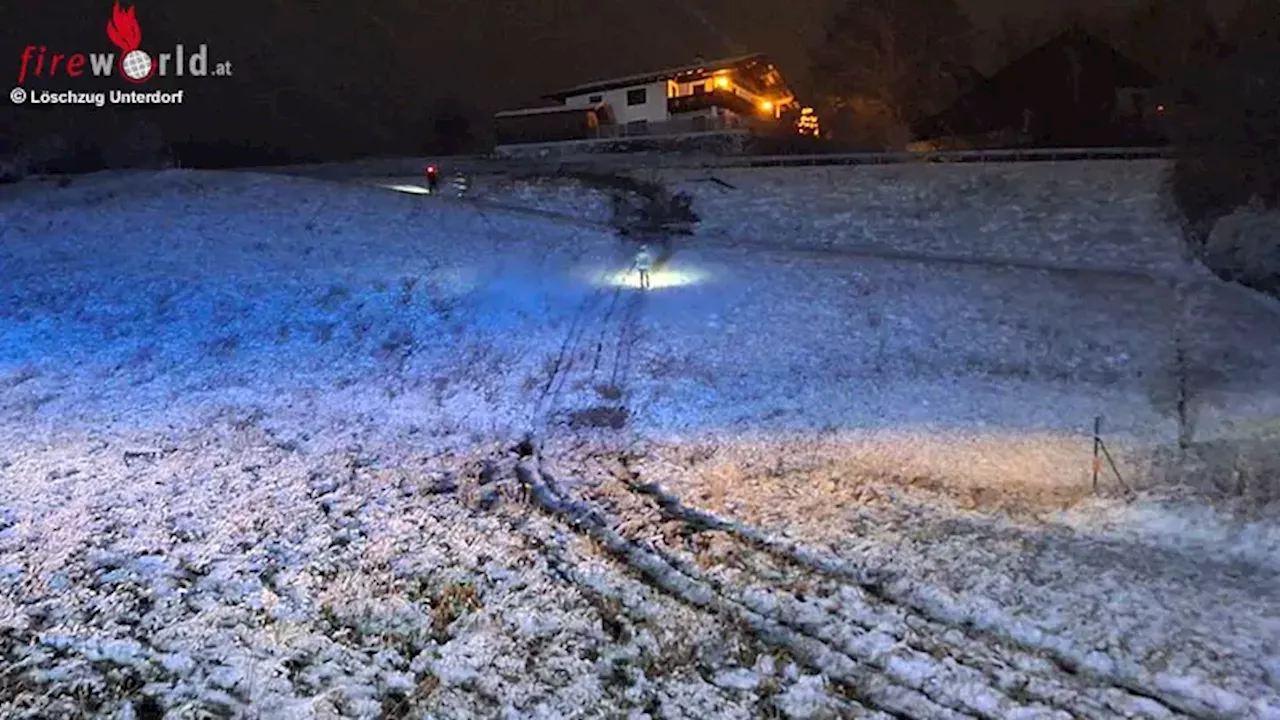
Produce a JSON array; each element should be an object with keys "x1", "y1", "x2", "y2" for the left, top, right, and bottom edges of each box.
[
  {"x1": 493, "y1": 104, "x2": 616, "y2": 146},
  {"x1": 915, "y1": 27, "x2": 1165, "y2": 148}
]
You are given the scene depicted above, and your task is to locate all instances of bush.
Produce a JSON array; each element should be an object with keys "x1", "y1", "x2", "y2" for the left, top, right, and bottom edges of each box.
[
  {"x1": 607, "y1": 186, "x2": 698, "y2": 237},
  {"x1": 1166, "y1": 1, "x2": 1280, "y2": 256},
  {"x1": 1, "y1": 134, "x2": 73, "y2": 181},
  {"x1": 1201, "y1": 203, "x2": 1280, "y2": 295},
  {"x1": 0, "y1": 155, "x2": 25, "y2": 183}
]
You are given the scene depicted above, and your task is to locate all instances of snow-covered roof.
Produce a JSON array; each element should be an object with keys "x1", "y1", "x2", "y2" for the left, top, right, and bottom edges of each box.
[{"x1": 543, "y1": 53, "x2": 768, "y2": 100}]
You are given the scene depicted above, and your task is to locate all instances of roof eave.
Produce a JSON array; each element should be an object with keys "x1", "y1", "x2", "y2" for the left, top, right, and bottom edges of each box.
[{"x1": 542, "y1": 53, "x2": 769, "y2": 101}]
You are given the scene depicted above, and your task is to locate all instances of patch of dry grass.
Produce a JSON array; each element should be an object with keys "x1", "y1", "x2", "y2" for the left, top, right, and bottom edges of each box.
[{"x1": 430, "y1": 581, "x2": 483, "y2": 642}]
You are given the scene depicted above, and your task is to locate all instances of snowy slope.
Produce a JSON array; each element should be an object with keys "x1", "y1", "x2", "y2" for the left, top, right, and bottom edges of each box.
[
  {"x1": 0, "y1": 171, "x2": 616, "y2": 444},
  {"x1": 480, "y1": 160, "x2": 1190, "y2": 273},
  {"x1": 473, "y1": 160, "x2": 1280, "y2": 455},
  {"x1": 1, "y1": 166, "x2": 1278, "y2": 718}
]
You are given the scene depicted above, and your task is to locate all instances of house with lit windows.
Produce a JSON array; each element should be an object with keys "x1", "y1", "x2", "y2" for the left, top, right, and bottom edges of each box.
[{"x1": 494, "y1": 54, "x2": 803, "y2": 146}]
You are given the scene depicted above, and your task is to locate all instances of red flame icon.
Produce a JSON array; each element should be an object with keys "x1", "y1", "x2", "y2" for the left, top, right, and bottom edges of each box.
[
  {"x1": 106, "y1": 2, "x2": 141, "y2": 53},
  {"x1": 106, "y1": 2, "x2": 153, "y2": 83}
]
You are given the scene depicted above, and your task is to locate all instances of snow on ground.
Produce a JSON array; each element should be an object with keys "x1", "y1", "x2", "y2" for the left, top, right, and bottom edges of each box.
[
  {"x1": 604, "y1": 439, "x2": 1280, "y2": 715},
  {"x1": 480, "y1": 160, "x2": 1189, "y2": 274},
  {"x1": 475, "y1": 160, "x2": 1280, "y2": 454},
  {"x1": 0, "y1": 164, "x2": 1278, "y2": 718},
  {"x1": 661, "y1": 161, "x2": 1191, "y2": 275}
]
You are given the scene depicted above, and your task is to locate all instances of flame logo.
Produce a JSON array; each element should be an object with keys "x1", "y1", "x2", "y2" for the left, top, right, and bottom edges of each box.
[
  {"x1": 106, "y1": 2, "x2": 141, "y2": 53},
  {"x1": 106, "y1": 2, "x2": 152, "y2": 83}
]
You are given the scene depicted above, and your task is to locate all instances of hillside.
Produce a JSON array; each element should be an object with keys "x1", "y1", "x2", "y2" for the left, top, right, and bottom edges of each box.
[{"x1": 0, "y1": 164, "x2": 1277, "y2": 718}]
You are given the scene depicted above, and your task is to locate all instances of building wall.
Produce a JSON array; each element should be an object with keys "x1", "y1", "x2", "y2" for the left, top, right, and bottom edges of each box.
[{"x1": 563, "y1": 81, "x2": 669, "y2": 125}]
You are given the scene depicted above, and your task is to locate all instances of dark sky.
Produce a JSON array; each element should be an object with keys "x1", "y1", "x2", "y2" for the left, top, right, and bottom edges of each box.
[
  {"x1": 2, "y1": 0, "x2": 1244, "y2": 160},
  {"x1": 469, "y1": 0, "x2": 1241, "y2": 105}
]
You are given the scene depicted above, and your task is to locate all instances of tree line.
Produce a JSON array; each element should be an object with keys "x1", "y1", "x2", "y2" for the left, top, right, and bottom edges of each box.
[{"x1": 805, "y1": 0, "x2": 1231, "y2": 149}]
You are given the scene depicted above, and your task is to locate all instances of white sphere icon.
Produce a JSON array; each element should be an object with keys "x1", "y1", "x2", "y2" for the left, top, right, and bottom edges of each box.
[{"x1": 120, "y1": 50, "x2": 153, "y2": 82}]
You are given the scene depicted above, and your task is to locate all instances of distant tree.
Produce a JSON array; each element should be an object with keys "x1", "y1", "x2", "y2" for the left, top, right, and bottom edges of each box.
[
  {"x1": 986, "y1": 14, "x2": 1068, "y2": 67},
  {"x1": 809, "y1": 0, "x2": 974, "y2": 148},
  {"x1": 1167, "y1": 0, "x2": 1280, "y2": 252},
  {"x1": 427, "y1": 99, "x2": 476, "y2": 155},
  {"x1": 987, "y1": 8, "x2": 1131, "y2": 69},
  {"x1": 1057, "y1": 6, "x2": 1131, "y2": 44},
  {"x1": 1120, "y1": 0, "x2": 1223, "y2": 82}
]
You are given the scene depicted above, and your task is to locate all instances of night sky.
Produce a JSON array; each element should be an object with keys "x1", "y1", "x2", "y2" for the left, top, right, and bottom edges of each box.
[{"x1": 1, "y1": 0, "x2": 1245, "y2": 161}]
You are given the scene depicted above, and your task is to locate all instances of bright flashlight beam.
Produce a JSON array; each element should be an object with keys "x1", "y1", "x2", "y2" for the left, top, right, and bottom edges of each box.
[
  {"x1": 378, "y1": 183, "x2": 432, "y2": 195},
  {"x1": 602, "y1": 266, "x2": 708, "y2": 289}
]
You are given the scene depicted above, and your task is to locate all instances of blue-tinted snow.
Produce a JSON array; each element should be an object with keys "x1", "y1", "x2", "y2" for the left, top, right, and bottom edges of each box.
[{"x1": 0, "y1": 164, "x2": 1278, "y2": 718}]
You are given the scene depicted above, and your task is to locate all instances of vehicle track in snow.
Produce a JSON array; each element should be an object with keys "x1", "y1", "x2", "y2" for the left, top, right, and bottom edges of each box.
[
  {"x1": 505, "y1": 446, "x2": 1242, "y2": 720},
  {"x1": 529, "y1": 269, "x2": 646, "y2": 435}
]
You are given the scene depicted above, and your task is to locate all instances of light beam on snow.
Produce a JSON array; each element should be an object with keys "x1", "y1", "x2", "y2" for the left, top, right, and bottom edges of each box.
[
  {"x1": 601, "y1": 265, "x2": 708, "y2": 290},
  {"x1": 378, "y1": 183, "x2": 432, "y2": 195}
]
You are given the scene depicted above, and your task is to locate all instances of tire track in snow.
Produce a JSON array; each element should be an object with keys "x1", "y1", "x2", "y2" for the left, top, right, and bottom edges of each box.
[
  {"x1": 517, "y1": 454, "x2": 1169, "y2": 720},
  {"x1": 514, "y1": 457, "x2": 969, "y2": 719},
  {"x1": 609, "y1": 291, "x2": 642, "y2": 392},
  {"x1": 588, "y1": 283, "x2": 626, "y2": 381},
  {"x1": 530, "y1": 281, "x2": 613, "y2": 427},
  {"x1": 507, "y1": 507, "x2": 896, "y2": 719},
  {"x1": 609, "y1": 472, "x2": 1229, "y2": 720},
  {"x1": 597, "y1": 474, "x2": 1125, "y2": 719},
  {"x1": 513, "y1": 447, "x2": 1216, "y2": 720}
]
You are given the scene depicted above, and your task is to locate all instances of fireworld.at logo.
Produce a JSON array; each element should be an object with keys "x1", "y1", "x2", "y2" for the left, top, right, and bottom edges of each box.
[{"x1": 16, "y1": 1, "x2": 232, "y2": 84}]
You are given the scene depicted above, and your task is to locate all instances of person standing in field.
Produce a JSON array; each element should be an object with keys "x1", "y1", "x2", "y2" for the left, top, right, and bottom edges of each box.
[{"x1": 634, "y1": 244, "x2": 653, "y2": 290}]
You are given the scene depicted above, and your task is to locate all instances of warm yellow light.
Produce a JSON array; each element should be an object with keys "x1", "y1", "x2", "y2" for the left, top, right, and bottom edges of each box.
[
  {"x1": 760, "y1": 100, "x2": 774, "y2": 112},
  {"x1": 598, "y1": 266, "x2": 708, "y2": 290},
  {"x1": 714, "y1": 74, "x2": 730, "y2": 89}
]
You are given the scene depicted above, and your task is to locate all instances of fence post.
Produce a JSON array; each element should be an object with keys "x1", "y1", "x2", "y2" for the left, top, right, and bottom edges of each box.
[{"x1": 1092, "y1": 416, "x2": 1102, "y2": 492}]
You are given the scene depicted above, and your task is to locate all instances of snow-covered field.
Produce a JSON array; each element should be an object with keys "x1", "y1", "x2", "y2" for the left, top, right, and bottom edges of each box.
[{"x1": 0, "y1": 163, "x2": 1278, "y2": 718}]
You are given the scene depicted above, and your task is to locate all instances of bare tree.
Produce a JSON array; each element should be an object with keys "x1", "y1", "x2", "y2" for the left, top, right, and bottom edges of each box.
[
  {"x1": 985, "y1": 14, "x2": 1066, "y2": 68},
  {"x1": 426, "y1": 97, "x2": 478, "y2": 156},
  {"x1": 809, "y1": 0, "x2": 974, "y2": 148},
  {"x1": 1121, "y1": 0, "x2": 1223, "y2": 82},
  {"x1": 1167, "y1": 0, "x2": 1280, "y2": 249}
]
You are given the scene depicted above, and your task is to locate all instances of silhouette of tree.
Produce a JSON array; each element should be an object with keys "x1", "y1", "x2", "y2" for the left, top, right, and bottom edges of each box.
[
  {"x1": 1168, "y1": 0, "x2": 1280, "y2": 247},
  {"x1": 1122, "y1": 0, "x2": 1223, "y2": 82},
  {"x1": 809, "y1": 0, "x2": 973, "y2": 148},
  {"x1": 427, "y1": 99, "x2": 477, "y2": 155}
]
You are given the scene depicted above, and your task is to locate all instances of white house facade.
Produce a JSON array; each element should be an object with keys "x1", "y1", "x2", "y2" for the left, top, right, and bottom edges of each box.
[
  {"x1": 494, "y1": 54, "x2": 802, "y2": 145},
  {"x1": 560, "y1": 81, "x2": 670, "y2": 125}
]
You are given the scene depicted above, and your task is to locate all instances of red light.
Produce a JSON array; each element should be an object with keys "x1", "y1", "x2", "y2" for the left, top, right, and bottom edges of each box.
[{"x1": 426, "y1": 165, "x2": 437, "y2": 174}]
